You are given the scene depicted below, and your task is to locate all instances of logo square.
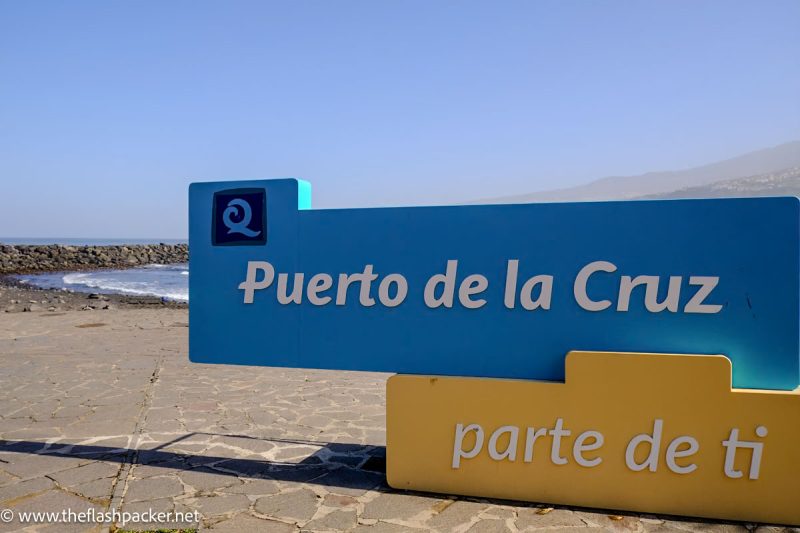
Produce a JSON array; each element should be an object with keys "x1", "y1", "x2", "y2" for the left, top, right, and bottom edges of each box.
[{"x1": 212, "y1": 188, "x2": 267, "y2": 246}]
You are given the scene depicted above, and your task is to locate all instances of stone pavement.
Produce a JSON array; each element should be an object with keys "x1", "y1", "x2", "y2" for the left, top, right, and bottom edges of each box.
[{"x1": 0, "y1": 309, "x2": 795, "y2": 532}]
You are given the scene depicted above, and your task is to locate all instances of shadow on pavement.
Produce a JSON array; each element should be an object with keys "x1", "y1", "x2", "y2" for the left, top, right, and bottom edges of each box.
[{"x1": 0, "y1": 434, "x2": 388, "y2": 493}]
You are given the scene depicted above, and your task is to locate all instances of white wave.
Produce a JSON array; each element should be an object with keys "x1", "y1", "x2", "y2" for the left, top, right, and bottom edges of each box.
[
  {"x1": 61, "y1": 270, "x2": 188, "y2": 301},
  {"x1": 62, "y1": 273, "x2": 90, "y2": 284},
  {"x1": 181, "y1": 271, "x2": 189, "y2": 276}
]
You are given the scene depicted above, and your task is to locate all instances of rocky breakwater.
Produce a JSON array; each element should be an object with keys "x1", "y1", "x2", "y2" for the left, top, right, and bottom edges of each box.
[{"x1": 0, "y1": 243, "x2": 189, "y2": 274}]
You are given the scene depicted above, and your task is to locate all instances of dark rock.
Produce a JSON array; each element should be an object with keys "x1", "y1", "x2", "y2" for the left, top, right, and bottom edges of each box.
[{"x1": 0, "y1": 244, "x2": 188, "y2": 275}]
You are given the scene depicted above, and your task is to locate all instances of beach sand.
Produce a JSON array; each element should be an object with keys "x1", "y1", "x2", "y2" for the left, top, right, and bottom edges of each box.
[{"x1": 0, "y1": 307, "x2": 773, "y2": 532}]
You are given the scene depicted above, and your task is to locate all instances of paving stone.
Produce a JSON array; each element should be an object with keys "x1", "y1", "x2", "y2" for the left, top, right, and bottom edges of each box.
[
  {"x1": 304, "y1": 508, "x2": 358, "y2": 531},
  {"x1": 194, "y1": 493, "x2": 252, "y2": 517},
  {"x1": 426, "y1": 500, "x2": 488, "y2": 531},
  {"x1": 116, "y1": 518, "x2": 198, "y2": 533},
  {"x1": 353, "y1": 521, "x2": 424, "y2": 532},
  {"x1": 254, "y1": 487, "x2": 320, "y2": 521},
  {"x1": 71, "y1": 477, "x2": 114, "y2": 500},
  {"x1": 481, "y1": 506, "x2": 516, "y2": 520},
  {"x1": 49, "y1": 461, "x2": 118, "y2": 486},
  {"x1": 0, "y1": 476, "x2": 54, "y2": 503},
  {"x1": 209, "y1": 513, "x2": 297, "y2": 532},
  {"x1": 272, "y1": 445, "x2": 324, "y2": 462},
  {"x1": 516, "y1": 507, "x2": 587, "y2": 530},
  {"x1": 214, "y1": 458, "x2": 274, "y2": 477},
  {"x1": 223, "y1": 478, "x2": 280, "y2": 495},
  {"x1": 315, "y1": 467, "x2": 383, "y2": 496},
  {"x1": 2, "y1": 488, "x2": 103, "y2": 532},
  {"x1": 262, "y1": 464, "x2": 329, "y2": 483},
  {"x1": 323, "y1": 493, "x2": 359, "y2": 508},
  {"x1": 575, "y1": 510, "x2": 645, "y2": 531},
  {"x1": 120, "y1": 496, "x2": 174, "y2": 514},
  {"x1": 362, "y1": 492, "x2": 441, "y2": 520},
  {"x1": 124, "y1": 475, "x2": 184, "y2": 502},
  {"x1": 298, "y1": 415, "x2": 333, "y2": 428},
  {"x1": 641, "y1": 521, "x2": 700, "y2": 533},
  {"x1": 39, "y1": 522, "x2": 100, "y2": 533},
  {"x1": 467, "y1": 519, "x2": 513, "y2": 532},
  {"x1": 211, "y1": 435, "x2": 277, "y2": 454},
  {"x1": 179, "y1": 467, "x2": 242, "y2": 492},
  {"x1": 128, "y1": 461, "x2": 185, "y2": 478},
  {"x1": 0, "y1": 470, "x2": 17, "y2": 487},
  {"x1": 328, "y1": 454, "x2": 364, "y2": 466},
  {"x1": 0, "y1": 453, "x2": 86, "y2": 478}
]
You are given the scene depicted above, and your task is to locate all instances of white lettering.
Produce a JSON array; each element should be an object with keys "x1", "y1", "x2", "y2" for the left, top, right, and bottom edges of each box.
[
  {"x1": 523, "y1": 427, "x2": 547, "y2": 462},
  {"x1": 722, "y1": 426, "x2": 767, "y2": 479},
  {"x1": 459, "y1": 274, "x2": 489, "y2": 309},
  {"x1": 336, "y1": 265, "x2": 378, "y2": 306},
  {"x1": 666, "y1": 436, "x2": 699, "y2": 474},
  {"x1": 573, "y1": 430, "x2": 604, "y2": 467},
  {"x1": 238, "y1": 261, "x2": 275, "y2": 304},
  {"x1": 520, "y1": 275, "x2": 553, "y2": 311},
  {"x1": 277, "y1": 273, "x2": 304, "y2": 304},
  {"x1": 548, "y1": 418, "x2": 572, "y2": 465},
  {"x1": 488, "y1": 425, "x2": 519, "y2": 461},
  {"x1": 378, "y1": 274, "x2": 408, "y2": 307},
  {"x1": 618, "y1": 275, "x2": 682, "y2": 313},
  {"x1": 425, "y1": 260, "x2": 458, "y2": 308},
  {"x1": 307, "y1": 273, "x2": 333, "y2": 306},
  {"x1": 452, "y1": 423, "x2": 484, "y2": 468},
  {"x1": 625, "y1": 419, "x2": 663, "y2": 472},
  {"x1": 685, "y1": 276, "x2": 723, "y2": 314},
  {"x1": 574, "y1": 261, "x2": 617, "y2": 311},
  {"x1": 504, "y1": 259, "x2": 519, "y2": 309}
]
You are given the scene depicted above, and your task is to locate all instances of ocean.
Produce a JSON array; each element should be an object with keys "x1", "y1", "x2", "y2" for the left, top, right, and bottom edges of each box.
[{"x1": 15, "y1": 264, "x2": 189, "y2": 302}]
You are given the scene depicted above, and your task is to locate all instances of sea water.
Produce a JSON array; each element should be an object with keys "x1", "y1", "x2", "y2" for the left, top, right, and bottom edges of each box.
[{"x1": 16, "y1": 264, "x2": 189, "y2": 302}]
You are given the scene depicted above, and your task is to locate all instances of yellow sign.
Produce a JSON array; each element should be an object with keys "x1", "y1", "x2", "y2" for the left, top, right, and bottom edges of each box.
[{"x1": 386, "y1": 352, "x2": 800, "y2": 525}]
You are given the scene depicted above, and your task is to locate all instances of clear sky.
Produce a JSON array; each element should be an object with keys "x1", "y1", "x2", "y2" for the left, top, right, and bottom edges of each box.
[{"x1": 1, "y1": 1, "x2": 798, "y2": 238}]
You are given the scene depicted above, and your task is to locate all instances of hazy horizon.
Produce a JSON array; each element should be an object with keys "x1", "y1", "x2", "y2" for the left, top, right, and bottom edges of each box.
[
  {"x1": 2, "y1": 138, "x2": 800, "y2": 241},
  {"x1": 0, "y1": 237, "x2": 188, "y2": 244},
  {"x1": 2, "y1": 1, "x2": 799, "y2": 238}
]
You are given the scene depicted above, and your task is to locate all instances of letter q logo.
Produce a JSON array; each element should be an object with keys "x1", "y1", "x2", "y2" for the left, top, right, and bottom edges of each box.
[
  {"x1": 212, "y1": 188, "x2": 267, "y2": 246},
  {"x1": 223, "y1": 198, "x2": 261, "y2": 237}
]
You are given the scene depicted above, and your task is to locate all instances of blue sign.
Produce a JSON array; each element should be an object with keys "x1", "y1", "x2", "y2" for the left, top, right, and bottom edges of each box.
[{"x1": 189, "y1": 179, "x2": 800, "y2": 390}]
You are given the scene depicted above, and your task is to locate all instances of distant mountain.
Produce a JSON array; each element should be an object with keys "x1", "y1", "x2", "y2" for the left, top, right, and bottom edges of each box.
[
  {"x1": 639, "y1": 166, "x2": 800, "y2": 199},
  {"x1": 481, "y1": 140, "x2": 800, "y2": 203}
]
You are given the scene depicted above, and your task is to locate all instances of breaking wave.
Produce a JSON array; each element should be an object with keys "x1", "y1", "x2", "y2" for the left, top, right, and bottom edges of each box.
[{"x1": 19, "y1": 263, "x2": 189, "y2": 301}]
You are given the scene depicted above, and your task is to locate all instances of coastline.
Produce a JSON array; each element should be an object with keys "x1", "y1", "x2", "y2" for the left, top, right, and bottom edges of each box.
[
  {"x1": 0, "y1": 243, "x2": 189, "y2": 312},
  {"x1": 0, "y1": 277, "x2": 187, "y2": 312}
]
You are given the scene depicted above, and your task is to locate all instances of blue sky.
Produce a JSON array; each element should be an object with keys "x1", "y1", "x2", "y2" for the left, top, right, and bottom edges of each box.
[{"x1": 1, "y1": 1, "x2": 798, "y2": 238}]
